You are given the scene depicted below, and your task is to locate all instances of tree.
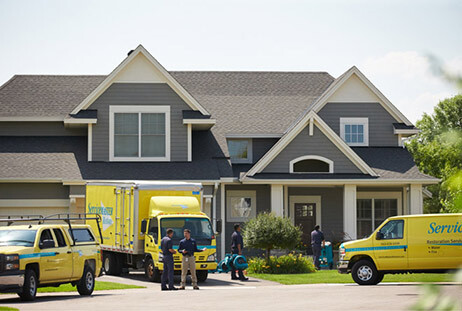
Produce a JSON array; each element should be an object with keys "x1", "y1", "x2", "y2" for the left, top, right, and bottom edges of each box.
[
  {"x1": 406, "y1": 94, "x2": 462, "y2": 213},
  {"x1": 242, "y1": 213, "x2": 302, "y2": 260}
]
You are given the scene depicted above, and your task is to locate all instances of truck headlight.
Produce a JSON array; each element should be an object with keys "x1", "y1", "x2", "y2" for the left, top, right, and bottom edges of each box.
[
  {"x1": 158, "y1": 253, "x2": 163, "y2": 262},
  {"x1": 207, "y1": 253, "x2": 216, "y2": 261},
  {"x1": 5, "y1": 255, "x2": 19, "y2": 261},
  {"x1": 5, "y1": 263, "x2": 19, "y2": 270}
]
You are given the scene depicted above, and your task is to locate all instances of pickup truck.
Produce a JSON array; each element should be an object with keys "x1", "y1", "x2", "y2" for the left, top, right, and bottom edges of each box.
[{"x1": 0, "y1": 214, "x2": 103, "y2": 301}]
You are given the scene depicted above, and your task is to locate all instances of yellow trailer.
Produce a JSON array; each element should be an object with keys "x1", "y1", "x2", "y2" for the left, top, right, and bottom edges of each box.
[{"x1": 86, "y1": 181, "x2": 217, "y2": 282}]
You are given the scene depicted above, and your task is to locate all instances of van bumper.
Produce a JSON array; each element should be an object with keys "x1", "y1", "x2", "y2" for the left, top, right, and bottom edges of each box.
[
  {"x1": 337, "y1": 260, "x2": 349, "y2": 274},
  {"x1": 0, "y1": 271, "x2": 24, "y2": 292}
]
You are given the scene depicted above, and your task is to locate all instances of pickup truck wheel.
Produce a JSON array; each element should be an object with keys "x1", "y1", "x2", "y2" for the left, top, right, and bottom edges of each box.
[
  {"x1": 145, "y1": 258, "x2": 161, "y2": 282},
  {"x1": 77, "y1": 266, "x2": 95, "y2": 295},
  {"x1": 197, "y1": 270, "x2": 208, "y2": 283},
  {"x1": 18, "y1": 269, "x2": 37, "y2": 301},
  {"x1": 351, "y1": 260, "x2": 379, "y2": 285},
  {"x1": 104, "y1": 253, "x2": 122, "y2": 276}
]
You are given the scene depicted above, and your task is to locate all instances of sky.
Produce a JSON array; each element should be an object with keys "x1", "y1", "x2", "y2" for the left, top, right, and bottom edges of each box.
[{"x1": 0, "y1": 0, "x2": 461, "y2": 123}]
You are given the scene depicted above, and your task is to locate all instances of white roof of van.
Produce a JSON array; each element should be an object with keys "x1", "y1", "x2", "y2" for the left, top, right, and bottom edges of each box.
[{"x1": 86, "y1": 180, "x2": 202, "y2": 191}]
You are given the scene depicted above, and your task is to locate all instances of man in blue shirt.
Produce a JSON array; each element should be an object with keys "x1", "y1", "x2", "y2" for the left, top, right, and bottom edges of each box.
[
  {"x1": 161, "y1": 228, "x2": 178, "y2": 290},
  {"x1": 311, "y1": 225, "x2": 325, "y2": 270},
  {"x1": 178, "y1": 229, "x2": 206, "y2": 290},
  {"x1": 230, "y1": 224, "x2": 248, "y2": 281}
]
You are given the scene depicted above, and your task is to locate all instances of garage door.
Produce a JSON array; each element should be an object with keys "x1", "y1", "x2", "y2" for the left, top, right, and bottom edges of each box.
[{"x1": 0, "y1": 199, "x2": 70, "y2": 225}]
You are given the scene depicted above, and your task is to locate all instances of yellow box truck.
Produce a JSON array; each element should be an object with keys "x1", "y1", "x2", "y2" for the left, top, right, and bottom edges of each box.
[
  {"x1": 338, "y1": 213, "x2": 462, "y2": 285},
  {"x1": 86, "y1": 181, "x2": 217, "y2": 282}
]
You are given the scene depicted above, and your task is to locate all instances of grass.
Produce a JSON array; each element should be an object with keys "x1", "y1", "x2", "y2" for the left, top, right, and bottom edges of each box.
[
  {"x1": 249, "y1": 270, "x2": 455, "y2": 285},
  {"x1": 37, "y1": 281, "x2": 145, "y2": 293},
  {"x1": 0, "y1": 308, "x2": 19, "y2": 311}
]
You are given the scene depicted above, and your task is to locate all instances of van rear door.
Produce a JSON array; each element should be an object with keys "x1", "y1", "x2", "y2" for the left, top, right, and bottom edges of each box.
[{"x1": 372, "y1": 219, "x2": 408, "y2": 271}]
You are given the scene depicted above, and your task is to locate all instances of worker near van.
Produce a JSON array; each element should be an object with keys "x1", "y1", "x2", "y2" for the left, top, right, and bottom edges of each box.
[
  {"x1": 230, "y1": 224, "x2": 248, "y2": 281},
  {"x1": 178, "y1": 229, "x2": 206, "y2": 290},
  {"x1": 161, "y1": 228, "x2": 178, "y2": 291},
  {"x1": 311, "y1": 225, "x2": 325, "y2": 270}
]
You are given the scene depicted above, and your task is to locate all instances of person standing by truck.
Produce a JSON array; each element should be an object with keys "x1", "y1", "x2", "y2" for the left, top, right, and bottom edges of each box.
[
  {"x1": 311, "y1": 225, "x2": 325, "y2": 270},
  {"x1": 178, "y1": 229, "x2": 206, "y2": 290},
  {"x1": 161, "y1": 228, "x2": 178, "y2": 291},
  {"x1": 230, "y1": 224, "x2": 248, "y2": 281}
]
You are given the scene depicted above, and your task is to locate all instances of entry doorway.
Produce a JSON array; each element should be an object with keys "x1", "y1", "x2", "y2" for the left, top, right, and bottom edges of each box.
[{"x1": 290, "y1": 195, "x2": 322, "y2": 255}]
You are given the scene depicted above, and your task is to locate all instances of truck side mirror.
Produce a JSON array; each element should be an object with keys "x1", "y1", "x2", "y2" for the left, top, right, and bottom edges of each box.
[
  {"x1": 141, "y1": 219, "x2": 147, "y2": 234},
  {"x1": 39, "y1": 239, "x2": 55, "y2": 249},
  {"x1": 376, "y1": 232, "x2": 384, "y2": 240},
  {"x1": 216, "y1": 219, "x2": 222, "y2": 234}
]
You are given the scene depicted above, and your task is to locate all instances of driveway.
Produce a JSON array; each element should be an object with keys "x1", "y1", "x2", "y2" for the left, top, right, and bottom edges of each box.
[{"x1": 1, "y1": 272, "x2": 460, "y2": 311}]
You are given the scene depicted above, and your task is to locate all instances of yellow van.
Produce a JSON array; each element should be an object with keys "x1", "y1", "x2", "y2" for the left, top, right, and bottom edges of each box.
[{"x1": 338, "y1": 213, "x2": 462, "y2": 285}]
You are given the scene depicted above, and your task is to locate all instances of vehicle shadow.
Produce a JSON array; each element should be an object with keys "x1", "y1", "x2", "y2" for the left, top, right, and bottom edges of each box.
[{"x1": 0, "y1": 293, "x2": 115, "y2": 304}]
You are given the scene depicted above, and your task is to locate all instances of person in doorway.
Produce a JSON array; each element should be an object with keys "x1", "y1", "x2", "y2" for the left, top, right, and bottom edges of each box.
[
  {"x1": 230, "y1": 224, "x2": 248, "y2": 281},
  {"x1": 311, "y1": 225, "x2": 325, "y2": 270},
  {"x1": 161, "y1": 228, "x2": 178, "y2": 291},
  {"x1": 178, "y1": 229, "x2": 206, "y2": 290}
]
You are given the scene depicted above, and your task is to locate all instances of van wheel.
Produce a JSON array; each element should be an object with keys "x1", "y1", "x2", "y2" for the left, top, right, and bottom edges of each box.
[
  {"x1": 352, "y1": 260, "x2": 379, "y2": 285},
  {"x1": 104, "y1": 252, "x2": 122, "y2": 276},
  {"x1": 18, "y1": 269, "x2": 37, "y2": 301},
  {"x1": 373, "y1": 272, "x2": 385, "y2": 285},
  {"x1": 77, "y1": 266, "x2": 95, "y2": 295},
  {"x1": 145, "y1": 258, "x2": 161, "y2": 282},
  {"x1": 197, "y1": 270, "x2": 208, "y2": 283}
]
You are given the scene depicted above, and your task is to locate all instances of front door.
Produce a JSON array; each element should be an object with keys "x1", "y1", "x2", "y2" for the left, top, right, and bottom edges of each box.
[{"x1": 294, "y1": 203, "x2": 316, "y2": 254}]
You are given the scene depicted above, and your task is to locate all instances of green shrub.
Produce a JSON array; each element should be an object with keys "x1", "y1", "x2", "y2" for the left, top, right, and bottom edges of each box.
[{"x1": 248, "y1": 253, "x2": 316, "y2": 274}]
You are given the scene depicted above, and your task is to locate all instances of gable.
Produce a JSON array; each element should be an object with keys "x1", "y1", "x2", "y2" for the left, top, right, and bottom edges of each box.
[
  {"x1": 114, "y1": 53, "x2": 167, "y2": 83},
  {"x1": 262, "y1": 122, "x2": 362, "y2": 174},
  {"x1": 327, "y1": 73, "x2": 380, "y2": 102}
]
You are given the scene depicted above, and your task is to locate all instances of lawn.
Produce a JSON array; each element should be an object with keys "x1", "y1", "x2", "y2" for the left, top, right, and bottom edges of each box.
[
  {"x1": 249, "y1": 270, "x2": 454, "y2": 285},
  {"x1": 37, "y1": 281, "x2": 145, "y2": 293}
]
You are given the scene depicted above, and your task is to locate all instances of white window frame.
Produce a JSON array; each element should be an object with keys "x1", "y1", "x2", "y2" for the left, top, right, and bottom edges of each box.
[
  {"x1": 227, "y1": 139, "x2": 253, "y2": 164},
  {"x1": 109, "y1": 105, "x2": 170, "y2": 162},
  {"x1": 226, "y1": 190, "x2": 257, "y2": 222},
  {"x1": 340, "y1": 117, "x2": 369, "y2": 146},
  {"x1": 289, "y1": 155, "x2": 334, "y2": 173}
]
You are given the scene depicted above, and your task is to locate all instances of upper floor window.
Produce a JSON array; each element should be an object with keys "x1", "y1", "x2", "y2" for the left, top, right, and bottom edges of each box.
[
  {"x1": 227, "y1": 139, "x2": 252, "y2": 163},
  {"x1": 109, "y1": 106, "x2": 170, "y2": 161},
  {"x1": 340, "y1": 118, "x2": 368, "y2": 146},
  {"x1": 289, "y1": 155, "x2": 334, "y2": 173}
]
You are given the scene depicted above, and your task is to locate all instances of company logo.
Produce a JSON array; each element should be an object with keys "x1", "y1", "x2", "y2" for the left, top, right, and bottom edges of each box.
[
  {"x1": 88, "y1": 202, "x2": 114, "y2": 231},
  {"x1": 428, "y1": 221, "x2": 462, "y2": 234}
]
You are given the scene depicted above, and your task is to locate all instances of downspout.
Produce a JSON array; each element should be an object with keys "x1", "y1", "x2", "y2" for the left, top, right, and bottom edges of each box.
[{"x1": 212, "y1": 182, "x2": 219, "y2": 232}]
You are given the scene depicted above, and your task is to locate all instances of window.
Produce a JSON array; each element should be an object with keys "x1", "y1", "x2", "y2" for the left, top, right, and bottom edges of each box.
[
  {"x1": 39, "y1": 229, "x2": 55, "y2": 248},
  {"x1": 226, "y1": 190, "x2": 257, "y2": 222},
  {"x1": 109, "y1": 106, "x2": 170, "y2": 161},
  {"x1": 377, "y1": 220, "x2": 404, "y2": 240},
  {"x1": 289, "y1": 155, "x2": 334, "y2": 173},
  {"x1": 68, "y1": 229, "x2": 95, "y2": 243},
  {"x1": 160, "y1": 217, "x2": 213, "y2": 245},
  {"x1": 53, "y1": 229, "x2": 67, "y2": 247},
  {"x1": 340, "y1": 118, "x2": 368, "y2": 146},
  {"x1": 227, "y1": 139, "x2": 252, "y2": 163},
  {"x1": 148, "y1": 218, "x2": 159, "y2": 244},
  {"x1": 356, "y1": 195, "x2": 400, "y2": 238}
]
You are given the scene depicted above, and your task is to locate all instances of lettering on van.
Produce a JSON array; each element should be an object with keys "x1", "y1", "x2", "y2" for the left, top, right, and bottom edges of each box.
[
  {"x1": 427, "y1": 222, "x2": 462, "y2": 234},
  {"x1": 87, "y1": 202, "x2": 114, "y2": 231}
]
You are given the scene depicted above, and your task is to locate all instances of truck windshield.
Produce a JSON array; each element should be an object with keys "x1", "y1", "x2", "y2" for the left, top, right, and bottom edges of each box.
[
  {"x1": 0, "y1": 230, "x2": 37, "y2": 247},
  {"x1": 160, "y1": 218, "x2": 213, "y2": 245}
]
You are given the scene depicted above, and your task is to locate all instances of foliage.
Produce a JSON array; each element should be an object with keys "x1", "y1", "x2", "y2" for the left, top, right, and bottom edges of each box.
[
  {"x1": 243, "y1": 212, "x2": 302, "y2": 259},
  {"x1": 247, "y1": 253, "x2": 316, "y2": 274},
  {"x1": 406, "y1": 94, "x2": 462, "y2": 213}
]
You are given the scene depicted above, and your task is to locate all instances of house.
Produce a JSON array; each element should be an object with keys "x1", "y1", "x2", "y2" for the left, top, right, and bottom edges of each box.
[{"x1": 0, "y1": 45, "x2": 438, "y2": 259}]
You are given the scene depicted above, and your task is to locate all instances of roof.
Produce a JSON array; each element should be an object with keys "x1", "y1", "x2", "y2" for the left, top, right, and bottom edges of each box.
[{"x1": 393, "y1": 123, "x2": 417, "y2": 130}]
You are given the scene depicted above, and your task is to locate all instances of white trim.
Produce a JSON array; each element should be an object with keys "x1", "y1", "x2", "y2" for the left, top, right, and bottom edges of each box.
[
  {"x1": 69, "y1": 194, "x2": 86, "y2": 199},
  {"x1": 240, "y1": 178, "x2": 440, "y2": 185},
  {"x1": 187, "y1": 123, "x2": 192, "y2": 162},
  {"x1": 309, "y1": 117, "x2": 314, "y2": 136},
  {"x1": 0, "y1": 179, "x2": 85, "y2": 185},
  {"x1": 220, "y1": 184, "x2": 226, "y2": 260},
  {"x1": 357, "y1": 191, "x2": 403, "y2": 215},
  {"x1": 64, "y1": 118, "x2": 97, "y2": 124},
  {"x1": 88, "y1": 123, "x2": 93, "y2": 162},
  {"x1": 0, "y1": 116, "x2": 64, "y2": 122},
  {"x1": 393, "y1": 128, "x2": 420, "y2": 135},
  {"x1": 283, "y1": 185, "x2": 289, "y2": 218},
  {"x1": 289, "y1": 155, "x2": 334, "y2": 173},
  {"x1": 0, "y1": 199, "x2": 70, "y2": 208},
  {"x1": 270, "y1": 184, "x2": 284, "y2": 217},
  {"x1": 410, "y1": 184, "x2": 423, "y2": 214},
  {"x1": 70, "y1": 45, "x2": 210, "y2": 116},
  {"x1": 244, "y1": 111, "x2": 377, "y2": 177},
  {"x1": 182, "y1": 119, "x2": 216, "y2": 125},
  {"x1": 289, "y1": 195, "x2": 322, "y2": 228},
  {"x1": 422, "y1": 187, "x2": 433, "y2": 199},
  {"x1": 339, "y1": 117, "x2": 369, "y2": 147},
  {"x1": 310, "y1": 66, "x2": 412, "y2": 125},
  {"x1": 227, "y1": 138, "x2": 253, "y2": 164},
  {"x1": 225, "y1": 133, "x2": 283, "y2": 139},
  {"x1": 109, "y1": 105, "x2": 171, "y2": 162},
  {"x1": 343, "y1": 185, "x2": 357, "y2": 240}
]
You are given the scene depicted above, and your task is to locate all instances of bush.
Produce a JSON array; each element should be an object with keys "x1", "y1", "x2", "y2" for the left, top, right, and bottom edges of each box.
[{"x1": 247, "y1": 253, "x2": 316, "y2": 274}]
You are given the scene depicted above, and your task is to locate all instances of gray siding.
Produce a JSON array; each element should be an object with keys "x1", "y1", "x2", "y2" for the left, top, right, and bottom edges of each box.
[
  {"x1": 0, "y1": 122, "x2": 86, "y2": 136},
  {"x1": 252, "y1": 138, "x2": 279, "y2": 163},
  {"x1": 318, "y1": 103, "x2": 399, "y2": 146},
  {"x1": 288, "y1": 187, "x2": 344, "y2": 242},
  {"x1": 90, "y1": 83, "x2": 190, "y2": 161},
  {"x1": 70, "y1": 185, "x2": 86, "y2": 196},
  {"x1": 263, "y1": 125, "x2": 362, "y2": 173},
  {"x1": 0, "y1": 183, "x2": 69, "y2": 199}
]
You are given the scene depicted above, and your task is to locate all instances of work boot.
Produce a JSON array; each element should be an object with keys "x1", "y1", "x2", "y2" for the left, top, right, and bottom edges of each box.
[
  {"x1": 179, "y1": 286, "x2": 185, "y2": 290},
  {"x1": 193, "y1": 286, "x2": 199, "y2": 290}
]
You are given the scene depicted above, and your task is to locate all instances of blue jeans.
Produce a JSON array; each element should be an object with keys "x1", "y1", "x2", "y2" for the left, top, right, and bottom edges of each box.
[
  {"x1": 161, "y1": 256, "x2": 174, "y2": 289},
  {"x1": 312, "y1": 244, "x2": 322, "y2": 269}
]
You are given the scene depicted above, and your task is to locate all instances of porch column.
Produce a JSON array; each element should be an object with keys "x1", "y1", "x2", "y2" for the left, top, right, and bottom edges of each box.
[
  {"x1": 271, "y1": 184, "x2": 284, "y2": 217},
  {"x1": 343, "y1": 185, "x2": 357, "y2": 240},
  {"x1": 410, "y1": 184, "x2": 423, "y2": 214}
]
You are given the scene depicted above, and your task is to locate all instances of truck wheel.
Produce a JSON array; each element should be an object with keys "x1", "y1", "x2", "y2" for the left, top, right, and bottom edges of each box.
[
  {"x1": 104, "y1": 252, "x2": 122, "y2": 276},
  {"x1": 18, "y1": 269, "x2": 37, "y2": 301},
  {"x1": 145, "y1": 258, "x2": 161, "y2": 282},
  {"x1": 77, "y1": 266, "x2": 95, "y2": 295},
  {"x1": 351, "y1": 260, "x2": 379, "y2": 285},
  {"x1": 197, "y1": 270, "x2": 208, "y2": 283},
  {"x1": 373, "y1": 272, "x2": 385, "y2": 285}
]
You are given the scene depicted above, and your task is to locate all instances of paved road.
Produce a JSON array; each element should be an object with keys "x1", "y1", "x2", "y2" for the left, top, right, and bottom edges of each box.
[{"x1": 1, "y1": 273, "x2": 460, "y2": 311}]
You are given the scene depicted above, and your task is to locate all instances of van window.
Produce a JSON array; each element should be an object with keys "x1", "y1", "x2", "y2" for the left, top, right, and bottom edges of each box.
[
  {"x1": 378, "y1": 220, "x2": 404, "y2": 240},
  {"x1": 68, "y1": 228, "x2": 95, "y2": 242}
]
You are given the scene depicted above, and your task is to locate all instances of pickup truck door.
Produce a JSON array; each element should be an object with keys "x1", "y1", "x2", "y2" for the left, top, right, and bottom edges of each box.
[
  {"x1": 373, "y1": 219, "x2": 408, "y2": 271},
  {"x1": 51, "y1": 228, "x2": 73, "y2": 281}
]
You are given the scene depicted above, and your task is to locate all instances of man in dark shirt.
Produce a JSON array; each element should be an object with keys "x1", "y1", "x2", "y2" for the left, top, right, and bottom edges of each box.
[
  {"x1": 230, "y1": 224, "x2": 248, "y2": 281},
  {"x1": 178, "y1": 229, "x2": 206, "y2": 290},
  {"x1": 311, "y1": 225, "x2": 325, "y2": 270},
  {"x1": 161, "y1": 228, "x2": 177, "y2": 290}
]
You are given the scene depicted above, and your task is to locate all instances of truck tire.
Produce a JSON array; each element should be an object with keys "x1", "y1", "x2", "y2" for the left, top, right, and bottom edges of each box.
[
  {"x1": 351, "y1": 260, "x2": 380, "y2": 285},
  {"x1": 145, "y1": 258, "x2": 161, "y2": 282},
  {"x1": 373, "y1": 272, "x2": 385, "y2": 285},
  {"x1": 197, "y1": 270, "x2": 208, "y2": 283},
  {"x1": 104, "y1": 252, "x2": 122, "y2": 276},
  {"x1": 77, "y1": 266, "x2": 95, "y2": 296},
  {"x1": 18, "y1": 269, "x2": 37, "y2": 301}
]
